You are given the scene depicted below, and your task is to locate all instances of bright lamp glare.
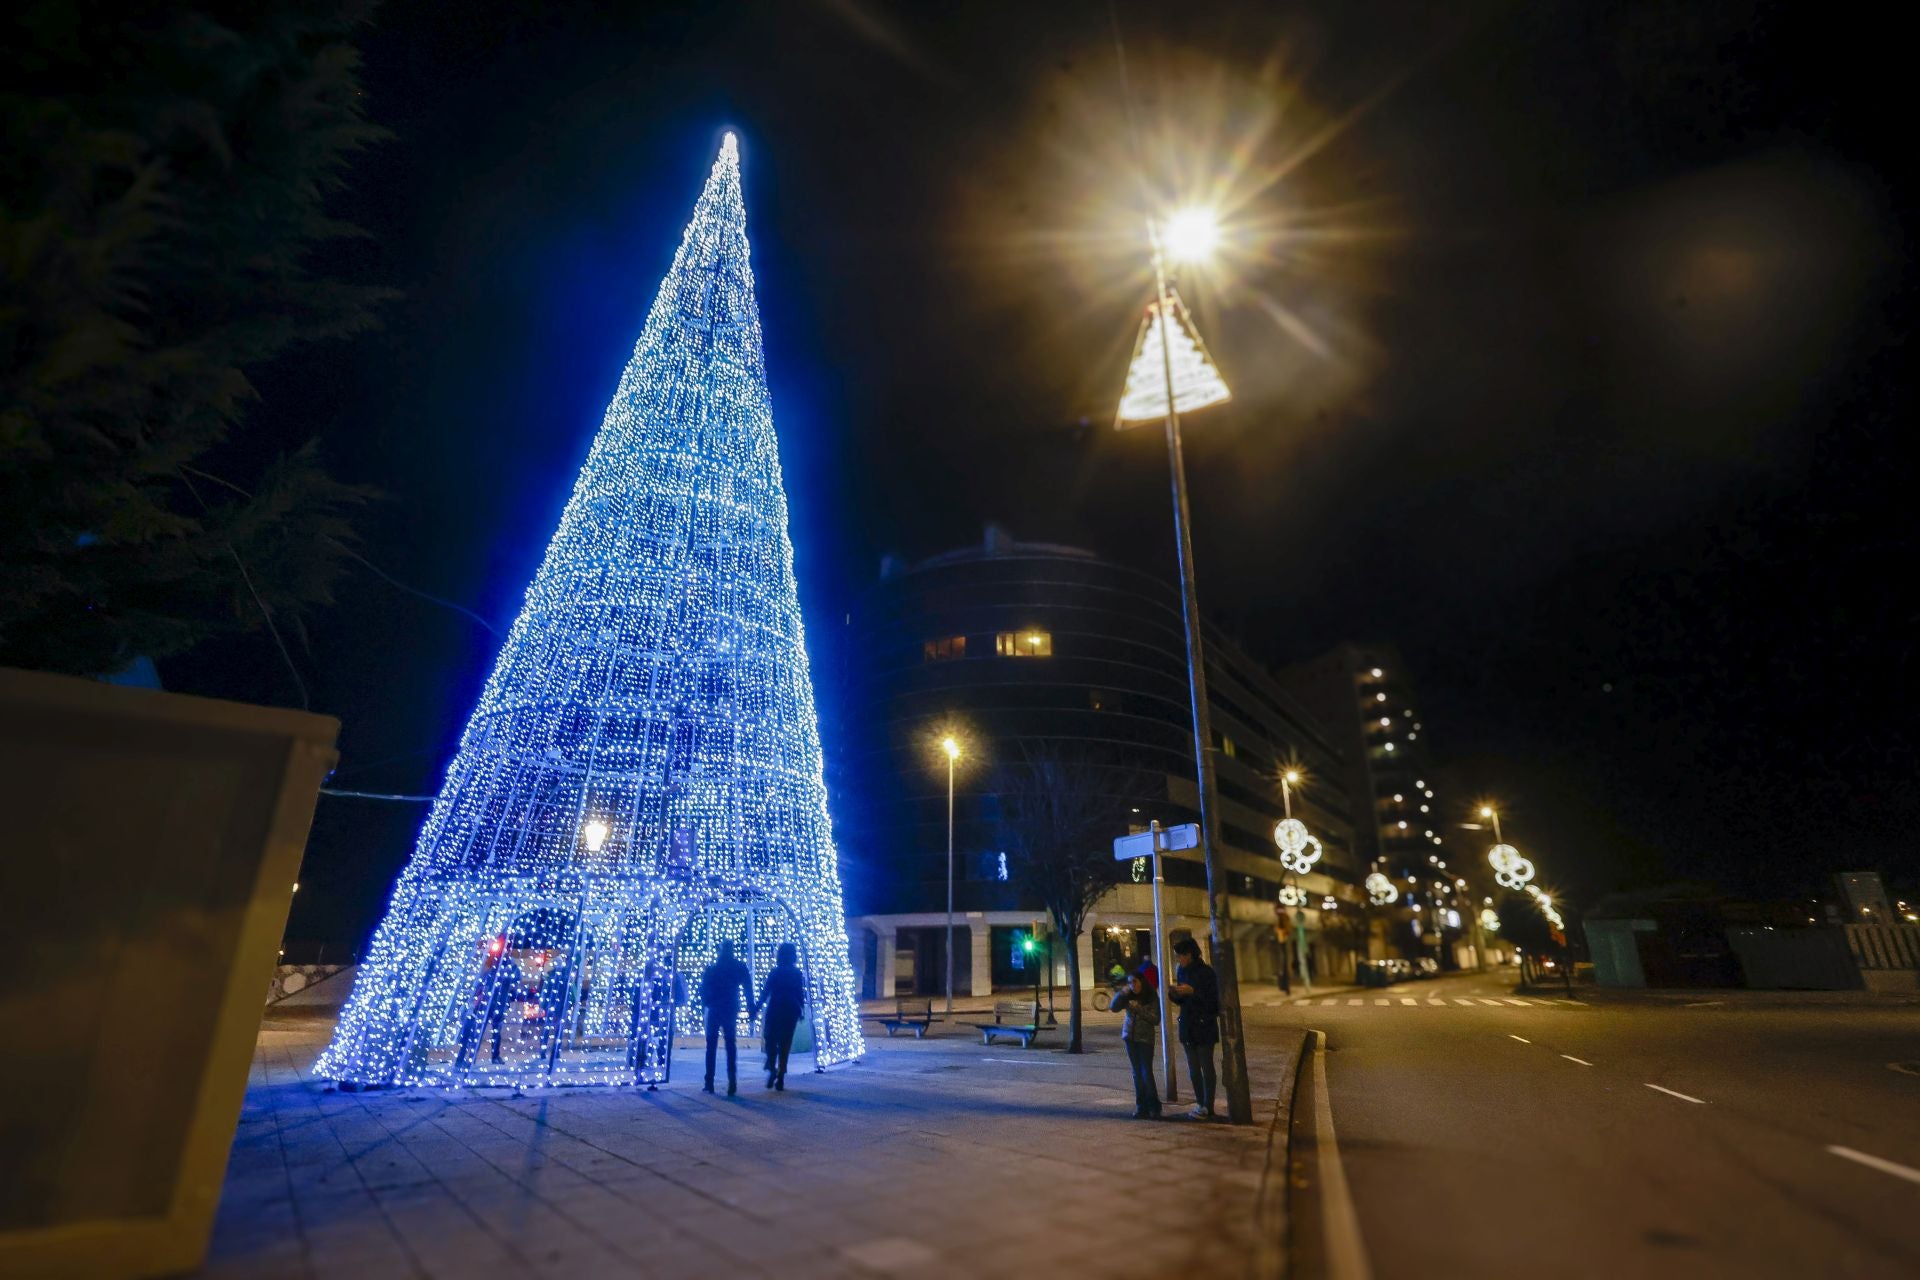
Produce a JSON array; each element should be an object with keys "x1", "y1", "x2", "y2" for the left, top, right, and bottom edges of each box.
[{"x1": 1163, "y1": 208, "x2": 1221, "y2": 263}]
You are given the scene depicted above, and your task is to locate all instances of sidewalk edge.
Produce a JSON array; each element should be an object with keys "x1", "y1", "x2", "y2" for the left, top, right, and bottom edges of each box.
[{"x1": 1252, "y1": 1026, "x2": 1313, "y2": 1279}]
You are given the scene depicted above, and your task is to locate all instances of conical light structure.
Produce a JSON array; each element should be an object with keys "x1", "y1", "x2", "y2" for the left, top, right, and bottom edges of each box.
[
  {"x1": 1115, "y1": 291, "x2": 1232, "y2": 426},
  {"x1": 319, "y1": 134, "x2": 863, "y2": 1087}
]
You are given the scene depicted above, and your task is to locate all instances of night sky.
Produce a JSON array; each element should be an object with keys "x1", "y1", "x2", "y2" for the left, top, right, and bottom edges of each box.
[{"x1": 169, "y1": 1, "x2": 1915, "y2": 954}]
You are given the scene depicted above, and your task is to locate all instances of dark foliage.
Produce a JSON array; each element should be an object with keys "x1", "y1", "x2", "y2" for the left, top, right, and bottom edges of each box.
[
  {"x1": 0, "y1": 1, "x2": 390, "y2": 680},
  {"x1": 994, "y1": 741, "x2": 1155, "y2": 1053}
]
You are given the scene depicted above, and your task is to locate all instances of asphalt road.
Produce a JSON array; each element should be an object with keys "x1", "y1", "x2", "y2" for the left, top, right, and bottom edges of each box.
[{"x1": 1271, "y1": 973, "x2": 1920, "y2": 1279}]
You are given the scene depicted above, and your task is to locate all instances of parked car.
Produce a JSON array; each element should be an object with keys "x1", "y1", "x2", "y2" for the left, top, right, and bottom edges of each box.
[{"x1": 1414, "y1": 957, "x2": 1440, "y2": 979}]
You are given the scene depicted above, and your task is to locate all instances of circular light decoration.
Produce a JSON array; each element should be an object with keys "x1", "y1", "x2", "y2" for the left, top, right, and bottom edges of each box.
[
  {"x1": 1278, "y1": 883, "x2": 1306, "y2": 908},
  {"x1": 1365, "y1": 872, "x2": 1398, "y2": 905},
  {"x1": 1480, "y1": 908, "x2": 1501, "y2": 933},
  {"x1": 1273, "y1": 817, "x2": 1324, "y2": 875},
  {"x1": 1487, "y1": 843, "x2": 1535, "y2": 891}
]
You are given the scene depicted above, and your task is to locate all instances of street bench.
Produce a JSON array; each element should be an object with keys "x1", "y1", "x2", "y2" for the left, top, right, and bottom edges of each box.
[
  {"x1": 965, "y1": 999, "x2": 1045, "y2": 1048},
  {"x1": 875, "y1": 997, "x2": 933, "y2": 1038}
]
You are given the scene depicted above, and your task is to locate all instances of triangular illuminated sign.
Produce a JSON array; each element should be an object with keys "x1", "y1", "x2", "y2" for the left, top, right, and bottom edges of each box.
[{"x1": 1115, "y1": 290, "x2": 1232, "y2": 426}]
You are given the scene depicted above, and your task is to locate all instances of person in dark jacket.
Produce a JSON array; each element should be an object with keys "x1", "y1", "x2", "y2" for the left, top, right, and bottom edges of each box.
[
  {"x1": 699, "y1": 940, "x2": 754, "y2": 1095},
  {"x1": 1111, "y1": 963, "x2": 1162, "y2": 1119},
  {"x1": 755, "y1": 942, "x2": 808, "y2": 1090},
  {"x1": 1169, "y1": 936, "x2": 1221, "y2": 1120}
]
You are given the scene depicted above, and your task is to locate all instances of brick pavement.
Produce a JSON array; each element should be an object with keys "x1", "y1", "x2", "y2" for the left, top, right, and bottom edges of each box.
[{"x1": 206, "y1": 1001, "x2": 1302, "y2": 1279}]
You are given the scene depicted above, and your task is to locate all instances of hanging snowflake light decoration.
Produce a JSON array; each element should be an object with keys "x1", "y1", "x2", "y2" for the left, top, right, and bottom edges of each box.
[
  {"x1": 1365, "y1": 871, "x2": 1398, "y2": 906},
  {"x1": 1278, "y1": 882, "x2": 1306, "y2": 908},
  {"x1": 1273, "y1": 818, "x2": 1324, "y2": 875},
  {"x1": 1488, "y1": 842, "x2": 1535, "y2": 891},
  {"x1": 1480, "y1": 907, "x2": 1501, "y2": 933}
]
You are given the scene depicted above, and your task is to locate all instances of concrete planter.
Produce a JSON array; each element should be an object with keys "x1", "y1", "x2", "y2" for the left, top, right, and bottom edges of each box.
[{"x1": 0, "y1": 669, "x2": 337, "y2": 1279}]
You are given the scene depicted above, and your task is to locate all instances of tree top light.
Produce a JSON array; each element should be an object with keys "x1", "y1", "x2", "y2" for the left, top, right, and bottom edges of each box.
[{"x1": 1162, "y1": 206, "x2": 1222, "y2": 263}]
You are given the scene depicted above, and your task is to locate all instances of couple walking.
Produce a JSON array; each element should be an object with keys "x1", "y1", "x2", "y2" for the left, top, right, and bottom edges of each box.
[
  {"x1": 1111, "y1": 936, "x2": 1221, "y2": 1120},
  {"x1": 698, "y1": 940, "x2": 809, "y2": 1094}
]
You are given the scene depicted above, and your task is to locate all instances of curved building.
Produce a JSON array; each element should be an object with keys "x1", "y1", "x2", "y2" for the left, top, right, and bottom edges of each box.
[{"x1": 834, "y1": 527, "x2": 1366, "y2": 999}]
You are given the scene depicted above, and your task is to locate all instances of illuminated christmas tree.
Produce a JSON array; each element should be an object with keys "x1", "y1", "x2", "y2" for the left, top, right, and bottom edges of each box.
[{"x1": 319, "y1": 134, "x2": 863, "y2": 1087}]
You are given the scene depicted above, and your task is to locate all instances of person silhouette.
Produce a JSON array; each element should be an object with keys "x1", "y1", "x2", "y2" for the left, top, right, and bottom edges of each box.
[
  {"x1": 755, "y1": 942, "x2": 808, "y2": 1090},
  {"x1": 699, "y1": 940, "x2": 753, "y2": 1095}
]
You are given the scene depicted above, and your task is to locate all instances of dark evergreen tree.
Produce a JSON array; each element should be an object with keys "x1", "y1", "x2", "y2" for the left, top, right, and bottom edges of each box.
[{"x1": 0, "y1": 1, "x2": 389, "y2": 682}]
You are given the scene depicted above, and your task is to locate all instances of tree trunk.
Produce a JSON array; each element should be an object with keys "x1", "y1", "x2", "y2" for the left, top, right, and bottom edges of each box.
[{"x1": 1063, "y1": 927, "x2": 1085, "y2": 1052}]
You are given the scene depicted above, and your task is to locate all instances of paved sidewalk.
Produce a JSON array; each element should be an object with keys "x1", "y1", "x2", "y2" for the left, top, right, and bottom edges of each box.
[{"x1": 206, "y1": 1005, "x2": 1301, "y2": 1279}]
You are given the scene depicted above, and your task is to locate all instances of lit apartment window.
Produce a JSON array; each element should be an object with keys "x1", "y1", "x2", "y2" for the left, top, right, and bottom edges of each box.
[
  {"x1": 922, "y1": 635, "x2": 966, "y2": 662},
  {"x1": 1220, "y1": 734, "x2": 1237, "y2": 759},
  {"x1": 996, "y1": 630, "x2": 1052, "y2": 657}
]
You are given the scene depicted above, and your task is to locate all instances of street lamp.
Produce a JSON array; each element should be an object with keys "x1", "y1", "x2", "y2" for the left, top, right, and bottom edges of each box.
[
  {"x1": 1114, "y1": 204, "x2": 1252, "y2": 1124},
  {"x1": 942, "y1": 734, "x2": 961, "y2": 1018}
]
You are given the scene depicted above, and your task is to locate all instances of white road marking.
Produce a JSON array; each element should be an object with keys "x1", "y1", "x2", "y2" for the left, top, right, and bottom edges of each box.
[
  {"x1": 1348, "y1": 998, "x2": 1364, "y2": 1007},
  {"x1": 1644, "y1": 1083, "x2": 1707, "y2": 1104},
  {"x1": 1477, "y1": 999, "x2": 1505, "y2": 1007},
  {"x1": 1828, "y1": 1145, "x2": 1920, "y2": 1186},
  {"x1": 1310, "y1": 1030, "x2": 1375, "y2": 1280},
  {"x1": 1561, "y1": 1055, "x2": 1593, "y2": 1066},
  {"x1": 1400, "y1": 998, "x2": 1417, "y2": 1006},
  {"x1": 1427, "y1": 998, "x2": 1446, "y2": 1006},
  {"x1": 1453, "y1": 999, "x2": 1475, "y2": 1006},
  {"x1": 1509, "y1": 1035, "x2": 1531, "y2": 1043},
  {"x1": 1374, "y1": 999, "x2": 1390, "y2": 1006},
  {"x1": 1684, "y1": 1001, "x2": 1723, "y2": 1008},
  {"x1": 1500, "y1": 998, "x2": 1529, "y2": 1006}
]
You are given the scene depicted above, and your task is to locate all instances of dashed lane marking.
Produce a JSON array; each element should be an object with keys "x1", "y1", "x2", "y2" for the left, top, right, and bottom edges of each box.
[
  {"x1": 1374, "y1": 999, "x2": 1390, "y2": 1006},
  {"x1": 1509, "y1": 1035, "x2": 1531, "y2": 1043},
  {"x1": 1477, "y1": 999, "x2": 1506, "y2": 1007},
  {"x1": 1500, "y1": 998, "x2": 1529, "y2": 1006},
  {"x1": 1427, "y1": 998, "x2": 1446, "y2": 1006},
  {"x1": 1348, "y1": 999, "x2": 1364, "y2": 1007},
  {"x1": 1645, "y1": 1083, "x2": 1707, "y2": 1104},
  {"x1": 1453, "y1": 999, "x2": 1476, "y2": 1007},
  {"x1": 1561, "y1": 1055, "x2": 1593, "y2": 1066},
  {"x1": 1828, "y1": 1146, "x2": 1920, "y2": 1186},
  {"x1": 1400, "y1": 998, "x2": 1417, "y2": 1006}
]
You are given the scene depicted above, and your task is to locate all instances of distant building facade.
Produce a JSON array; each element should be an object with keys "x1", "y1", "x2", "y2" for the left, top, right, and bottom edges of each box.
[
  {"x1": 1276, "y1": 642, "x2": 1483, "y2": 966},
  {"x1": 833, "y1": 528, "x2": 1366, "y2": 999}
]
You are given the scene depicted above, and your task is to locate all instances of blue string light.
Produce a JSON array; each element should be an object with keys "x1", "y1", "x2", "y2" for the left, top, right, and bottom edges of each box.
[{"x1": 318, "y1": 134, "x2": 864, "y2": 1088}]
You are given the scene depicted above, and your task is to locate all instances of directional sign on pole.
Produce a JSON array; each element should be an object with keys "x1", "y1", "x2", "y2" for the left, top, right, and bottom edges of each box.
[{"x1": 1114, "y1": 822, "x2": 1199, "y2": 859}]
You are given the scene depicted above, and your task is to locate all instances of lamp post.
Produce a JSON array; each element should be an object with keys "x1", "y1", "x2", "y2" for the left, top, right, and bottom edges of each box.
[
  {"x1": 1114, "y1": 208, "x2": 1253, "y2": 1125},
  {"x1": 942, "y1": 735, "x2": 961, "y2": 1018}
]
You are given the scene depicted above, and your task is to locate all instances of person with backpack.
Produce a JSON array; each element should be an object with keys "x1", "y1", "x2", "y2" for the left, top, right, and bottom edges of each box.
[
  {"x1": 1169, "y1": 935, "x2": 1221, "y2": 1121},
  {"x1": 699, "y1": 940, "x2": 754, "y2": 1095}
]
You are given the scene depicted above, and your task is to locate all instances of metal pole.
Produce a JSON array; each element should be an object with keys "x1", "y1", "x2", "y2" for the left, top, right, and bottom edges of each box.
[
  {"x1": 1150, "y1": 822, "x2": 1177, "y2": 1104},
  {"x1": 945, "y1": 752, "x2": 955, "y2": 1017},
  {"x1": 1150, "y1": 222, "x2": 1252, "y2": 1124}
]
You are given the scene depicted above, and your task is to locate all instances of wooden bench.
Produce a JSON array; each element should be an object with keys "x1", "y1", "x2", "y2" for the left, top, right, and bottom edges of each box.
[
  {"x1": 875, "y1": 997, "x2": 933, "y2": 1038},
  {"x1": 965, "y1": 999, "x2": 1044, "y2": 1048}
]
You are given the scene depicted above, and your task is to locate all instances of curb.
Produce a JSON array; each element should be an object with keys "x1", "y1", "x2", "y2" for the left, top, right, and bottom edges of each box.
[{"x1": 1252, "y1": 1026, "x2": 1314, "y2": 1279}]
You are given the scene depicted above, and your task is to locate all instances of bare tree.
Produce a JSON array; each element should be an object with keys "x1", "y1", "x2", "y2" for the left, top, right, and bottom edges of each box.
[{"x1": 993, "y1": 742, "x2": 1150, "y2": 1053}]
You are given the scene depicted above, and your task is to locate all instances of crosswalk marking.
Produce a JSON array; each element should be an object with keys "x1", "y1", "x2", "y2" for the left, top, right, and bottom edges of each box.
[{"x1": 1280, "y1": 992, "x2": 1583, "y2": 1011}]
